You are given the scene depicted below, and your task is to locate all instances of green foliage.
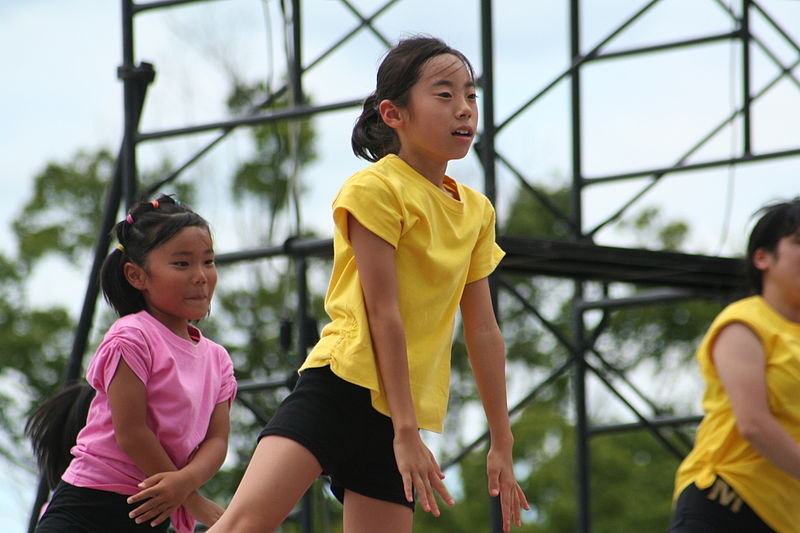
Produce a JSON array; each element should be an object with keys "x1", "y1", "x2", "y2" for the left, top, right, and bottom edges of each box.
[
  {"x1": 13, "y1": 150, "x2": 114, "y2": 270},
  {"x1": 227, "y1": 82, "x2": 317, "y2": 240}
]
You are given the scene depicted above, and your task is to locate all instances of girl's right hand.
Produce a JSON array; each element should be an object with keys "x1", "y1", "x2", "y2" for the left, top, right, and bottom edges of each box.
[
  {"x1": 127, "y1": 470, "x2": 192, "y2": 526},
  {"x1": 393, "y1": 428, "x2": 455, "y2": 516}
]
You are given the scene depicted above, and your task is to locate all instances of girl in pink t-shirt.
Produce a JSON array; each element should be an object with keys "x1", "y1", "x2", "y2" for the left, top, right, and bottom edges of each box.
[{"x1": 28, "y1": 195, "x2": 236, "y2": 533}]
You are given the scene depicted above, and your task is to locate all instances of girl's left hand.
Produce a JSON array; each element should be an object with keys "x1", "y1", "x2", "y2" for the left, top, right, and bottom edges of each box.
[
  {"x1": 487, "y1": 444, "x2": 530, "y2": 532},
  {"x1": 127, "y1": 470, "x2": 193, "y2": 526},
  {"x1": 184, "y1": 491, "x2": 225, "y2": 525}
]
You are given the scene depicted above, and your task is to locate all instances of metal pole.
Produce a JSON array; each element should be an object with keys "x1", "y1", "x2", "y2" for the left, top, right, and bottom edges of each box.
[
  {"x1": 741, "y1": 0, "x2": 752, "y2": 155},
  {"x1": 570, "y1": 1, "x2": 590, "y2": 532},
  {"x1": 479, "y1": 2, "x2": 503, "y2": 530},
  {"x1": 121, "y1": 0, "x2": 139, "y2": 208}
]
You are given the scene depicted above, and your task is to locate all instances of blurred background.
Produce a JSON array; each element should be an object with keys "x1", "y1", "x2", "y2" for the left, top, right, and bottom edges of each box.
[{"x1": 2, "y1": 1, "x2": 799, "y2": 531}]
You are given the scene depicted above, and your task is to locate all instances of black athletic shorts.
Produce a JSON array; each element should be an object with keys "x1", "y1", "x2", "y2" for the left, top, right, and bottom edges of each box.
[
  {"x1": 259, "y1": 365, "x2": 414, "y2": 511},
  {"x1": 34, "y1": 480, "x2": 170, "y2": 533},
  {"x1": 667, "y1": 477, "x2": 775, "y2": 533}
]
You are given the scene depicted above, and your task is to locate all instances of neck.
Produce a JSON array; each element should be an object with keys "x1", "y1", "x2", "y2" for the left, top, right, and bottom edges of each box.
[
  {"x1": 396, "y1": 150, "x2": 447, "y2": 188},
  {"x1": 761, "y1": 289, "x2": 800, "y2": 324}
]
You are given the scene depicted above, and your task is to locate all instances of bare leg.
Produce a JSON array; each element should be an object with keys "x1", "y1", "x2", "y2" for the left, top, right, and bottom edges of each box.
[
  {"x1": 208, "y1": 436, "x2": 322, "y2": 533},
  {"x1": 343, "y1": 489, "x2": 413, "y2": 533}
]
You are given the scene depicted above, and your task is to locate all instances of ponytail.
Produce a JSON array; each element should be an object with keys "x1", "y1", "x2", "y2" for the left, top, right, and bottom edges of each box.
[
  {"x1": 351, "y1": 93, "x2": 400, "y2": 162},
  {"x1": 26, "y1": 382, "x2": 95, "y2": 490}
]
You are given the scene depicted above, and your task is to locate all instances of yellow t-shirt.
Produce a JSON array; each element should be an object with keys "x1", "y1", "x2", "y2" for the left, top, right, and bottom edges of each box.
[
  {"x1": 673, "y1": 296, "x2": 800, "y2": 533},
  {"x1": 300, "y1": 154, "x2": 504, "y2": 432}
]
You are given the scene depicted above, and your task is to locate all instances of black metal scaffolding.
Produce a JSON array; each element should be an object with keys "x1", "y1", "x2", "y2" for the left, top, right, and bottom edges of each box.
[{"x1": 30, "y1": 0, "x2": 800, "y2": 531}]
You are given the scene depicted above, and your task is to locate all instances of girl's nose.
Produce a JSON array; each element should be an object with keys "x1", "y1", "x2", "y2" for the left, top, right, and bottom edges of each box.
[{"x1": 193, "y1": 266, "x2": 208, "y2": 284}]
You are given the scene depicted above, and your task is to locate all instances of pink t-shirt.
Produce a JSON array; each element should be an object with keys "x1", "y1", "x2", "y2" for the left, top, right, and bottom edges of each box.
[{"x1": 62, "y1": 310, "x2": 236, "y2": 532}]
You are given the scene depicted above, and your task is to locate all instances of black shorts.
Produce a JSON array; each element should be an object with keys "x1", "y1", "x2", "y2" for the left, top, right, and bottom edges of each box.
[
  {"x1": 259, "y1": 365, "x2": 413, "y2": 511},
  {"x1": 667, "y1": 477, "x2": 775, "y2": 533},
  {"x1": 35, "y1": 481, "x2": 170, "y2": 533}
]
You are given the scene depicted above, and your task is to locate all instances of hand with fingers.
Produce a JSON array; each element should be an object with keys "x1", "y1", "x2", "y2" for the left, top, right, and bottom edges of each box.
[
  {"x1": 393, "y1": 428, "x2": 456, "y2": 516},
  {"x1": 127, "y1": 470, "x2": 194, "y2": 527},
  {"x1": 487, "y1": 444, "x2": 530, "y2": 532}
]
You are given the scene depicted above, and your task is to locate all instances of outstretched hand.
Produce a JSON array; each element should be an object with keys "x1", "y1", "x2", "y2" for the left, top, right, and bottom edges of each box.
[
  {"x1": 393, "y1": 429, "x2": 456, "y2": 516},
  {"x1": 487, "y1": 444, "x2": 529, "y2": 531},
  {"x1": 127, "y1": 470, "x2": 193, "y2": 527}
]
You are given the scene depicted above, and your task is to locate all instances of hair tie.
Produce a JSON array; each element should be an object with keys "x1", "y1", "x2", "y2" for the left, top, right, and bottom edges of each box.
[
  {"x1": 125, "y1": 214, "x2": 134, "y2": 224},
  {"x1": 174, "y1": 199, "x2": 181, "y2": 206},
  {"x1": 151, "y1": 200, "x2": 160, "y2": 209},
  {"x1": 116, "y1": 243, "x2": 126, "y2": 254}
]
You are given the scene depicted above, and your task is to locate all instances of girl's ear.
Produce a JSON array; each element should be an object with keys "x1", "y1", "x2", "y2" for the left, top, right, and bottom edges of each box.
[
  {"x1": 124, "y1": 262, "x2": 148, "y2": 291},
  {"x1": 379, "y1": 99, "x2": 404, "y2": 129},
  {"x1": 752, "y1": 247, "x2": 773, "y2": 272}
]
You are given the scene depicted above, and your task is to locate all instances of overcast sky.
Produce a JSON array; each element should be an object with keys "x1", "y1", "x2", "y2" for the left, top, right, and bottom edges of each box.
[{"x1": 2, "y1": 0, "x2": 799, "y2": 529}]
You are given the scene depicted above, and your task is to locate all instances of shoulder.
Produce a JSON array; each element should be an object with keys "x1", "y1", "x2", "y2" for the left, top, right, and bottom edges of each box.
[
  {"x1": 340, "y1": 157, "x2": 404, "y2": 194},
  {"x1": 458, "y1": 182, "x2": 494, "y2": 208},
  {"x1": 104, "y1": 312, "x2": 151, "y2": 342},
  {"x1": 704, "y1": 296, "x2": 768, "y2": 347},
  {"x1": 714, "y1": 296, "x2": 768, "y2": 327}
]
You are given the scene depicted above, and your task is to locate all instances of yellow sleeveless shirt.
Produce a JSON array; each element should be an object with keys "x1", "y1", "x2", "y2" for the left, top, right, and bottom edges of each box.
[{"x1": 674, "y1": 296, "x2": 800, "y2": 532}]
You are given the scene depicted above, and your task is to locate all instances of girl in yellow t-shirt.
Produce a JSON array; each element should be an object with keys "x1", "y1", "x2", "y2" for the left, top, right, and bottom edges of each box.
[
  {"x1": 209, "y1": 36, "x2": 528, "y2": 533},
  {"x1": 668, "y1": 198, "x2": 800, "y2": 533}
]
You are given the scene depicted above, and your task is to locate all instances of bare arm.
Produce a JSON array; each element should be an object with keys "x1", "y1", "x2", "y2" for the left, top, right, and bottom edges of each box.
[
  {"x1": 348, "y1": 213, "x2": 454, "y2": 516},
  {"x1": 109, "y1": 359, "x2": 228, "y2": 526},
  {"x1": 460, "y1": 278, "x2": 529, "y2": 531},
  {"x1": 714, "y1": 322, "x2": 800, "y2": 477}
]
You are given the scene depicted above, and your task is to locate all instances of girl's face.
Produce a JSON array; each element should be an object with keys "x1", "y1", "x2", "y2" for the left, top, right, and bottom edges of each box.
[
  {"x1": 756, "y1": 229, "x2": 800, "y2": 304},
  {"x1": 125, "y1": 225, "x2": 217, "y2": 339},
  {"x1": 389, "y1": 53, "x2": 478, "y2": 176}
]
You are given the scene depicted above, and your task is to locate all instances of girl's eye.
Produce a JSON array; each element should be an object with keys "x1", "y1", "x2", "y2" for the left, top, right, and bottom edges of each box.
[
  {"x1": 205, "y1": 259, "x2": 216, "y2": 265},
  {"x1": 174, "y1": 261, "x2": 189, "y2": 267},
  {"x1": 468, "y1": 93, "x2": 478, "y2": 100},
  {"x1": 436, "y1": 92, "x2": 452, "y2": 98}
]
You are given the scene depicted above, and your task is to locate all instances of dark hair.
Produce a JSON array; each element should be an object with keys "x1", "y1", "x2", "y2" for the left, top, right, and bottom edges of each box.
[
  {"x1": 26, "y1": 382, "x2": 95, "y2": 490},
  {"x1": 746, "y1": 197, "x2": 800, "y2": 294},
  {"x1": 351, "y1": 36, "x2": 475, "y2": 162},
  {"x1": 100, "y1": 194, "x2": 211, "y2": 316}
]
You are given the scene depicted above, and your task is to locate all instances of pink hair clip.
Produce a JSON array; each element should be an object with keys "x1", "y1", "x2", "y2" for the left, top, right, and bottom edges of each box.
[{"x1": 126, "y1": 214, "x2": 134, "y2": 224}]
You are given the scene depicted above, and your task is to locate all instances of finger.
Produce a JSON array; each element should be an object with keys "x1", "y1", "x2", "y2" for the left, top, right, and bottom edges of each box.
[
  {"x1": 126, "y1": 490, "x2": 152, "y2": 505},
  {"x1": 431, "y1": 476, "x2": 455, "y2": 507},
  {"x1": 150, "y1": 510, "x2": 171, "y2": 527},
  {"x1": 517, "y1": 484, "x2": 530, "y2": 510},
  {"x1": 427, "y1": 451, "x2": 446, "y2": 480},
  {"x1": 487, "y1": 468, "x2": 501, "y2": 498},
  {"x1": 401, "y1": 471, "x2": 414, "y2": 503},
  {"x1": 423, "y1": 476, "x2": 440, "y2": 517},
  {"x1": 137, "y1": 473, "x2": 161, "y2": 489},
  {"x1": 129, "y1": 499, "x2": 154, "y2": 519},
  {"x1": 132, "y1": 503, "x2": 162, "y2": 524},
  {"x1": 413, "y1": 473, "x2": 431, "y2": 513},
  {"x1": 511, "y1": 489, "x2": 522, "y2": 528},
  {"x1": 501, "y1": 486, "x2": 512, "y2": 532}
]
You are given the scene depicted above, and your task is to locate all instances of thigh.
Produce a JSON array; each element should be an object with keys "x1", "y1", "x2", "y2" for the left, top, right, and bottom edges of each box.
[
  {"x1": 209, "y1": 436, "x2": 322, "y2": 533},
  {"x1": 343, "y1": 489, "x2": 413, "y2": 533}
]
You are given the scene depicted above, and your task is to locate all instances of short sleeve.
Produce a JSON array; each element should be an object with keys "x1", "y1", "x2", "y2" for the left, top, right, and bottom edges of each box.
[
  {"x1": 466, "y1": 199, "x2": 505, "y2": 283},
  {"x1": 85, "y1": 328, "x2": 152, "y2": 392},
  {"x1": 215, "y1": 347, "x2": 237, "y2": 406},
  {"x1": 332, "y1": 173, "x2": 403, "y2": 248}
]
